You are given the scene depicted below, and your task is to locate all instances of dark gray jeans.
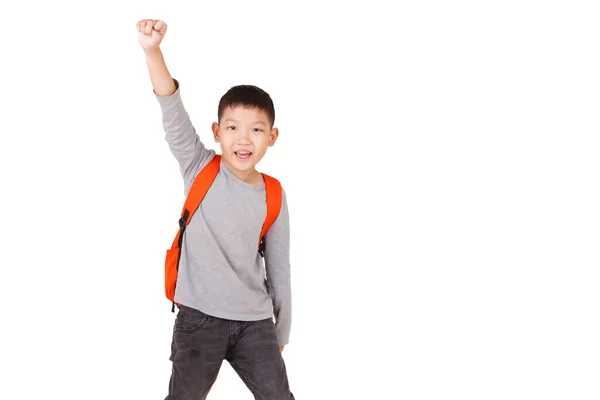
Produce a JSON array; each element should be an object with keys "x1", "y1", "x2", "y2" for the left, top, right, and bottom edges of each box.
[{"x1": 165, "y1": 305, "x2": 295, "y2": 400}]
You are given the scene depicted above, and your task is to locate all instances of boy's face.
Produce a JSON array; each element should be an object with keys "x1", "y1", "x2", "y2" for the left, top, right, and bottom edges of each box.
[{"x1": 212, "y1": 105, "x2": 278, "y2": 178}]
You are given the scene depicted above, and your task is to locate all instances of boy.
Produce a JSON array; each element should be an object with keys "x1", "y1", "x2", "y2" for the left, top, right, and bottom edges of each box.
[{"x1": 137, "y1": 19, "x2": 295, "y2": 400}]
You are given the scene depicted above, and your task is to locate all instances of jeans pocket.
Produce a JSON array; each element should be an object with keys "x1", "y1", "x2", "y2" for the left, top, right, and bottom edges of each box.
[{"x1": 175, "y1": 308, "x2": 210, "y2": 333}]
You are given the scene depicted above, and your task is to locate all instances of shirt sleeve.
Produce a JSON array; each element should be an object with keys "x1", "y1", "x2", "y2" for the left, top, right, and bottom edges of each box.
[
  {"x1": 264, "y1": 187, "x2": 292, "y2": 346},
  {"x1": 155, "y1": 78, "x2": 215, "y2": 195}
]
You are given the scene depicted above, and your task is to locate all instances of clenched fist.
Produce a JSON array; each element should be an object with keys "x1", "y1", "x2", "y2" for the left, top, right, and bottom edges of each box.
[{"x1": 137, "y1": 19, "x2": 167, "y2": 52}]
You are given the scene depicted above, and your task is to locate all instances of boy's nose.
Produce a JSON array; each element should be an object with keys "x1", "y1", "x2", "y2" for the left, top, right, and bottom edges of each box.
[{"x1": 236, "y1": 131, "x2": 251, "y2": 143}]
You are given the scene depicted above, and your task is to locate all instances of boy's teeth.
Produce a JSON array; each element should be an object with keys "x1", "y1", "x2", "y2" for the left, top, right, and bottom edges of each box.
[{"x1": 236, "y1": 151, "x2": 251, "y2": 160}]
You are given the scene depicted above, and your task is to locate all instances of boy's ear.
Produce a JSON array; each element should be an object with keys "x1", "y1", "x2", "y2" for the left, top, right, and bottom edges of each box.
[
  {"x1": 212, "y1": 122, "x2": 220, "y2": 142},
  {"x1": 268, "y1": 127, "x2": 279, "y2": 147}
]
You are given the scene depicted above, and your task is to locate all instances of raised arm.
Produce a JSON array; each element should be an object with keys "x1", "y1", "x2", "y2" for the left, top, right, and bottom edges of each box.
[
  {"x1": 137, "y1": 19, "x2": 176, "y2": 96},
  {"x1": 137, "y1": 19, "x2": 214, "y2": 194}
]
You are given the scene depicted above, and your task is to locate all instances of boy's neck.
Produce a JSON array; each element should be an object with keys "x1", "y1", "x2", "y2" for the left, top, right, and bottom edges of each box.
[{"x1": 221, "y1": 157, "x2": 264, "y2": 186}]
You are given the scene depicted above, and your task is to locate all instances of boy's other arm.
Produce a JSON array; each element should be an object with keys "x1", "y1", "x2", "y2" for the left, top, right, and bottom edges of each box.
[
  {"x1": 264, "y1": 188, "x2": 292, "y2": 348},
  {"x1": 138, "y1": 19, "x2": 214, "y2": 194}
]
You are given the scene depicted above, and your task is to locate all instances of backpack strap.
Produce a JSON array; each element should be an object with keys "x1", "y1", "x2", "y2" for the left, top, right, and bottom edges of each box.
[
  {"x1": 166, "y1": 154, "x2": 221, "y2": 312},
  {"x1": 258, "y1": 173, "x2": 283, "y2": 257},
  {"x1": 174, "y1": 155, "x2": 221, "y2": 248}
]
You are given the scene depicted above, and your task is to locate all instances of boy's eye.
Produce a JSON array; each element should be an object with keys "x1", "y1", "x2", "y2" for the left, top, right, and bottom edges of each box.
[
  {"x1": 253, "y1": 128, "x2": 263, "y2": 132},
  {"x1": 227, "y1": 126, "x2": 236, "y2": 130}
]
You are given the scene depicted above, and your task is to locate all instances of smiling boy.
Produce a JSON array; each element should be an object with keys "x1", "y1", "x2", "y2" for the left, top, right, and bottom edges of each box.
[{"x1": 137, "y1": 18, "x2": 294, "y2": 400}]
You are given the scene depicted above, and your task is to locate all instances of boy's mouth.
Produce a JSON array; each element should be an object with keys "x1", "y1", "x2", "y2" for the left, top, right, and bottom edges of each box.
[{"x1": 235, "y1": 151, "x2": 252, "y2": 161}]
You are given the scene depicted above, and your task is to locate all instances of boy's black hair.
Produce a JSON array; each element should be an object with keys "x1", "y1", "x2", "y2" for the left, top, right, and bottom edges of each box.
[{"x1": 218, "y1": 85, "x2": 275, "y2": 129}]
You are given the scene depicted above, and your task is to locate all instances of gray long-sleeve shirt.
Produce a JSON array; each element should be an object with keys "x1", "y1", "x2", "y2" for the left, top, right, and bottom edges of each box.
[{"x1": 155, "y1": 79, "x2": 292, "y2": 345}]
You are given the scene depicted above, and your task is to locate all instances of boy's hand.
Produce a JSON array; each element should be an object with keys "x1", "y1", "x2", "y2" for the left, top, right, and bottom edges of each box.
[
  {"x1": 280, "y1": 346, "x2": 284, "y2": 352},
  {"x1": 137, "y1": 19, "x2": 167, "y2": 52}
]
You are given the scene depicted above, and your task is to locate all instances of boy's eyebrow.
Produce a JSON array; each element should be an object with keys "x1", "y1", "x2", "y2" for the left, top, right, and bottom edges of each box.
[{"x1": 223, "y1": 118, "x2": 267, "y2": 126}]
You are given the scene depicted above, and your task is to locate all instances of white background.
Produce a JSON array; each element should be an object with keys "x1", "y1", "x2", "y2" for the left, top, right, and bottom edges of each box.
[{"x1": 1, "y1": 0, "x2": 599, "y2": 399}]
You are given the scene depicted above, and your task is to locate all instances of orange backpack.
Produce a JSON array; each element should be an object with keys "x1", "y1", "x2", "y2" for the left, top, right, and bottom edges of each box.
[{"x1": 164, "y1": 154, "x2": 283, "y2": 311}]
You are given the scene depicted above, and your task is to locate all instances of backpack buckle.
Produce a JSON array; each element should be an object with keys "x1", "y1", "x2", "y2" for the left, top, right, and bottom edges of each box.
[
  {"x1": 179, "y1": 209, "x2": 190, "y2": 232},
  {"x1": 258, "y1": 238, "x2": 266, "y2": 257}
]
